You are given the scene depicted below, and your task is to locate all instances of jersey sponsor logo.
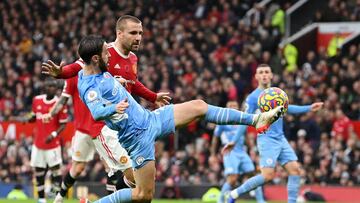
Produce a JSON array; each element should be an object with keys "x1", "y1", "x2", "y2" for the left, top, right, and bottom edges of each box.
[
  {"x1": 114, "y1": 64, "x2": 121, "y2": 69},
  {"x1": 37, "y1": 105, "x2": 42, "y2": 110},
  {"x1": 136, "y1": 156, "x2": 145, "y2": 166},
  {"x1": 87, "y1": 90, "x2": 98, "y2": 101},
  {"x1": 119, "y1": 156, "x2": 128, "y2": 164}
]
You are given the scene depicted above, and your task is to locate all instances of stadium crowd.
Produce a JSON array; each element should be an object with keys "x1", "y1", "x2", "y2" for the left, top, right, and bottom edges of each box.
[{"x1": 0, "y1": 0, "x2": 359, "y2": 192}]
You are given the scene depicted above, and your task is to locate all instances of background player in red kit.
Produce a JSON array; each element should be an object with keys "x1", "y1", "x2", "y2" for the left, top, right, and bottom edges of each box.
[
  {"x1": 43, "y1": 75, "x2": 134, "y2": 203},
  {"x1": 42, "y1": 15, "x2": 171, "y2": 107},
  {"x1": 29, "y1": 80, "x2": 68, "y2": 203}
]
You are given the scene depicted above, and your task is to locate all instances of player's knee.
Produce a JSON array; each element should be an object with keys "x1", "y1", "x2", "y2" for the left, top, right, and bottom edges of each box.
[
  {"x1": 261, "y1": 170, "x2": 275, "y2": 182},
  {"x1": 191, "y1": 99, "x2": 208, "y2": 115},
  {"x1": 288, "y1": 165, "x2": 301, "y2": 175},
  {"x1": 72, "y1": 162, "x2": 86, "y2": 177},
  {"x1": 227, "y1": 175, "x2": 238, "y2": 186}
]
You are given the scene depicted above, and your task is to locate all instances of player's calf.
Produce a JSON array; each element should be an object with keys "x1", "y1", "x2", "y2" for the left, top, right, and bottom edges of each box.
[{"x1": 34, "y1": 167, "x2": 46, "y2": 201}]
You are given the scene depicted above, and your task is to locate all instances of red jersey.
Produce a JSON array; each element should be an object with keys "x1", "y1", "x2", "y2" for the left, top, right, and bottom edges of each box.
[
  {"x1": 32, "y1": 95, "x2": 68, "y2": 149},
  {"x1": 62, "y1": 76, "x2": 105, "y2": 138},
  {"x1": 107, "y1": 43, "x2": 138, "y2": 93},
  {"x1": 59, "y1": 42, "x2": 157, "y2": 102}
]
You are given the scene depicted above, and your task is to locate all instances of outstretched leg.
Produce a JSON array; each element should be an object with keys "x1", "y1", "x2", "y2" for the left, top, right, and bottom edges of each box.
[
  {"x1": 227, "y1": 168, "x2": 274, "y2": 203},
  {"x1": 173, "y1": 100, "x2": 284, "y2": 133}
]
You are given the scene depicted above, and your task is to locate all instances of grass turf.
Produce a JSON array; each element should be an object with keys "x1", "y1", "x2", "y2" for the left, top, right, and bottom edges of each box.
[
  {"x1": 0, "y1": 199, "x2": 327, "y2": 203},
  {"x1": 0, "y1": 199, "x2": 258, "y2": 203}
]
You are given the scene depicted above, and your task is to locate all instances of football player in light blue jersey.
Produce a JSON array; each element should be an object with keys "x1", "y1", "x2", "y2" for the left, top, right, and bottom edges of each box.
[
  {"x1": 211, "y1": 101, "x2": 265, "y2": 203},
  {"x1": 76, "y1": 36, "x2": 285, "y2": 203},
  {"x1": 223, "y1": 64, "x2": 323, "y2": 203}
]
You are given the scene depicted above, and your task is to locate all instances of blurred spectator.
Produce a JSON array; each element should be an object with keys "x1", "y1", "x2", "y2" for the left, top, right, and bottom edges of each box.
[
  {"x1": 160, "y1": 177, "x2": 181, "y2": 199},
  {"x1": 331, "y1": 109, "x2": 355, "y2": 141}
]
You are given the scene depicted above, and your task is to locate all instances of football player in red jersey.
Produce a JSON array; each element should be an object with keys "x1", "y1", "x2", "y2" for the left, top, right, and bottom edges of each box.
[
  {"x1": 42, "y1": 15, "x2": 171, "y2": 107},
  {"x1": 43, "y1": 76, "x2": 134, "y2": 203},
  {"x1": 30, "y1": 80, "x2": 68, "y2": 203}
]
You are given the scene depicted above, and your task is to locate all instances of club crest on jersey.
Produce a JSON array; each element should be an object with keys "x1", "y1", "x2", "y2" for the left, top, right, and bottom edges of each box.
[
  {"x1": 266, "y1": 158, "x2": 273, "y2": 165},
  {"x1": 119, "y1": 156, "x2": 128, "y2": 164},
  {"x1": 87, "y1": 90, "x2": 98, "y2": 101},
  {"x1": 136, "y1": 156, "x2": 145, "y2": 165}
]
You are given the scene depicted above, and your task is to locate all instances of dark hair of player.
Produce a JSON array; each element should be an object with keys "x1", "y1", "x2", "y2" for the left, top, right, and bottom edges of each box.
[
  {"x1": 78, "y1": 35, "x2": 105, "y2": 64},
  {"x1": 116, "y1": 15, "x2": 141, "y2": 31}
]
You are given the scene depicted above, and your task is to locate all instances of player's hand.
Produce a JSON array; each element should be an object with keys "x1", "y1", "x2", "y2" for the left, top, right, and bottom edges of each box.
[
  {"x1": 155, "y1": 92, "x2": 171, "y2": 107},
  {"x1": 115, "y1": 76, "x2": 128, "y2": 86},
  {"x1": 41, "y1": 60, "x2": 65, "y2": 78},
  {"x1": 221, "y1": 142, "x2": 235, "y2": 155},
  {"x1": 45, "y1": 134, "x2": 54, "y2": 144},
  {"x1": 115, "y1": 99, "x2": 129, "y2": 114},
  {"x1": 311, "y1": 102, "x2": 324, "y2": 112},
  {"x1": 41, "y1": 113, "x2": 52, "y2": 123}
]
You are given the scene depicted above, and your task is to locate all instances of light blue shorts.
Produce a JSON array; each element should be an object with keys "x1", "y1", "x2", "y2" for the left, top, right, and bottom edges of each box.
[
  {"x1": 223, "y1": 151, "x2": 255, "y2": 175},
  {"x1": 257, "y1": 135, "x2": 297, "y2": 168},
  {"x1": 126, "y1": 104, "x2": 175, "y2": 169}
]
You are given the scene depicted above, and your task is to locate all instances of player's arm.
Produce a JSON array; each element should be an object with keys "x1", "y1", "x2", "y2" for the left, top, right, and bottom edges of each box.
[
  {"x1": 132, "y1": 80, "x2": 157, "y2": 103},
  {"x1": 288, "y1": 102, "x2": 323, "y2": 114},
  {"x1": 42, "y1": 96, "x2": 69, "y2": 123},
  {"x1": 83, "y1": 88, "x2": 128, "y2": 121},
  {"x1": 12, "y1": 98, "x2": 38, "y2": 122},
  {"x1": 42, "y1": 60, "x2": 82, "y2": 79},
  {"x1": 45, "y1": 107, "x2": 68, "y2": 143},
  {"x1": 210, "y1": 126, "x2": 222, "y2": 156},
  {"x1": 11, "y1": 112, "x2": 36, "y2": 122},
  {"x1": 132, "y1": 80, "x2": 171, "y2": 107},
  {"x1": 46, "y1": 122, "x2": 67, "y2": 143}
]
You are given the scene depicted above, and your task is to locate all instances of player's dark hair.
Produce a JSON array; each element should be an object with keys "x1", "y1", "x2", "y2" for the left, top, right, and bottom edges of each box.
[
  {"x1": 257, "y1": 64, "x2": 271, "y2": 69},
  {"x1": 78, "y1": 35, "x2": 105, "y2": 64},
  {"x1": 116, "y1": 15, "x2": 141, "y2": 31}
]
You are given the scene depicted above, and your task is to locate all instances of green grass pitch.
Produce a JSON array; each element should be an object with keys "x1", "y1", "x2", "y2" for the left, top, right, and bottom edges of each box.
[
  {"x1": 0, "y1": 199, "x2": 326, "y2": 203},
  {"x1": 0, "y1": 199, "x2": 261, "y2": 203}
]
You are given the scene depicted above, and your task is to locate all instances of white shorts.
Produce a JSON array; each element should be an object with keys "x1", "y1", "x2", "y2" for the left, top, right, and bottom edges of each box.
[
  {"x1": 71, "y1": 130, "x2": 96, "y2": 162},
  {"x1": 93, "y1": 126, "x2": 132, "y2": 175},
  {"x1": 30, "y1": 145, "x2": 62, "y2": 168}
]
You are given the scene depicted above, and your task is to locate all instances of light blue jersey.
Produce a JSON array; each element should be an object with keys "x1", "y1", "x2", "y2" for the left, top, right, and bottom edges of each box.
[
  {"x1": 231, "y1": 88, "x2": 311, "y2": 168},
  {"x1": 215, "y1": 125, "x2": 255, "y2": 175},
  {"x1": 215, "y1": 125, "x2": 245, "y2": 152},
  {"x1": 78, "y1": 71, "x2": 175, "y2": 168}
]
